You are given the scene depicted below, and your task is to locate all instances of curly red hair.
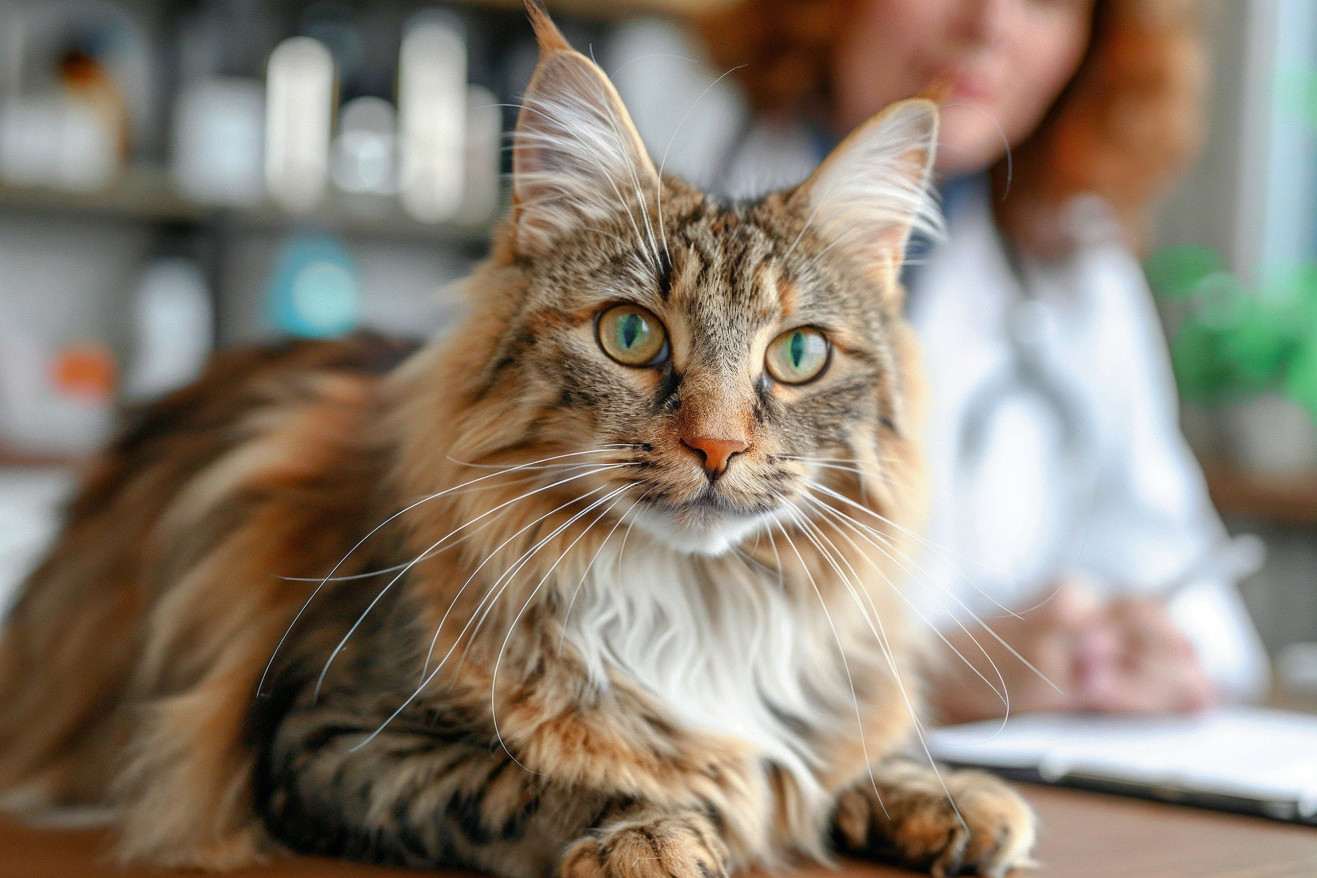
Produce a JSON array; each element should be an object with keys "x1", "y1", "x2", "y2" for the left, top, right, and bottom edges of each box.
[{"x1": 692, "y1": 0, "x2": 1206, "y2": 257}]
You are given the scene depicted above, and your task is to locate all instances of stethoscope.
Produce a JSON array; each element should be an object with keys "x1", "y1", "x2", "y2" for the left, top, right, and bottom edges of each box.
[
  {"x1": 941, "y1": 230, "x2": 1099, "y2": 589},
  {"x1": 955, "y1": 241, "x2": 1090, "y2": 468}
]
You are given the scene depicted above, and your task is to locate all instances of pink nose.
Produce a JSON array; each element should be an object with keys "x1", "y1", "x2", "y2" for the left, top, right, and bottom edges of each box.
[{"x1": 682, "y1": 436, "x2": 748, "y2": 477}]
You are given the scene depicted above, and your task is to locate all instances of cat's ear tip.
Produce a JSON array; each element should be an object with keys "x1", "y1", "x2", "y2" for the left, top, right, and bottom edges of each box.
[
  {"x1": 525, "y1": 0, "x2": 573, "y2": 55},
  {"x1": 882, "y1": 98, "x2": 940, "y2": 132}
]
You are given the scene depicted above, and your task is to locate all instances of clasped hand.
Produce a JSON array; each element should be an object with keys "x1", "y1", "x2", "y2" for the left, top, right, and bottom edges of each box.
[{"x1": 931, "y1": 581, "x2": 1218, "y2": 724}]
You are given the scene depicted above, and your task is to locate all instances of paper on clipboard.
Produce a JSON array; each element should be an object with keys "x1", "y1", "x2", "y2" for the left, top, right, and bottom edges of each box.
[{"x1": 925, "y1": 707, "x2": 1317, "y2": 823}]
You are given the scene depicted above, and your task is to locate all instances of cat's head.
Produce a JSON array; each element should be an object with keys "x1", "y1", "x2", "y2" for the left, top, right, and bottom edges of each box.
[{"x1": 431, "y1": 1, "x2": 938, "y2": 557}]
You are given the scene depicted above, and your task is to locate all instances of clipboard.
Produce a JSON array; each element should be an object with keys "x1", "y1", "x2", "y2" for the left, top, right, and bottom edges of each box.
[{"x1": 926, "y1": 707, "x2": 1317, "y2": 825}]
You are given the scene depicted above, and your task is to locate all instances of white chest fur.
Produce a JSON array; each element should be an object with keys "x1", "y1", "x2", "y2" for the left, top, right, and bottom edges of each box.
[{"x1": 561, "y1": 538, "x2": 857, "y2": 791}]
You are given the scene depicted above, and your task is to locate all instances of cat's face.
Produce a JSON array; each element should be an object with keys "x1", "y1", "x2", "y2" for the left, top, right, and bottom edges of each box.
[
  {"x1": 501, "y1": 191, "x2": 919, "y2": 555},
  {"x1": 447, "y1": 8, "x2": 937, "y2": 557}
]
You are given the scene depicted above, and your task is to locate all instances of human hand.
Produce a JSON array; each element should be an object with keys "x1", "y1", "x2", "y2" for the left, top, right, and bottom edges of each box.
[{"x1": 928, "y1": 581, "x2": 1218, "y2": 724}]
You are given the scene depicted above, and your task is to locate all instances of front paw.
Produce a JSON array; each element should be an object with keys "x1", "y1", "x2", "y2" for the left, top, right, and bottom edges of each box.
[
  {"x1": 833, "y1": 763, "x2": 1036, "y2": 878},
  {"x1": 559, "y1": 811, "x2": 729, "y2": 878}
]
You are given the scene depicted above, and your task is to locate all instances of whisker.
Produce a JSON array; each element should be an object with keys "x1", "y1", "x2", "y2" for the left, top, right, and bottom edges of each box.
[
  {"x1": 939, "y1": 99, "x2": 1013, "y2": 198},
  {"x1": 258, "y1": 448, "x2": 626, "y2": 696},
  {"x1": 779, "y1": 455, "x2": 919, "y2": 496},
  {"x1": 445, "y1": 444, "x2": 636, "y2": 470},
  {"x1": 460, "y1": 484, "x2": 631, "y2": 671},
  {"x1": 802, "y1": 495, "x2": 1013, "y2": 720},
  {"x1": 313, "y1": 463, "x2": 630, "y2": 702},
  {"x1": 351, "y1": 484, "x2": 630, "y2": 754},
  {"x1": 803, "y1": 479, "x2": 1021, "y2": 620},
  {"x1": 801, "y1": 487, "x2": 1062, "y2": 701},
  {"x1": 487, "y1": 485, "x2": 632, "y2": 771},
  {"x1": 559, "y1": 488, "x2": 654, "y2": 649},
  {"x1": 782, "y1": 504, "x2": 969, "y2": 833},
  {"x1": 415, "y1": 480, "x2": 621, "y2": 682},
  {"x1": 653, "y1": 63, "x2": 747, "y2": 267},
  {"x1": 800, "y1": 494, "x2": 1016, "y2": 726},
  {"x1": 276, "y1": 471, "x2": 596, "y2": 585},
  {"x1": 770, "y1": 514, "x2": 891, "y2": 823}
]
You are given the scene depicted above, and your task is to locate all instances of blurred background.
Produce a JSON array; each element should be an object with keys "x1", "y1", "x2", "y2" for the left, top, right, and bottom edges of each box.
[{"x1": 0, "y1": 0, "x2": 1313, "y2": 687}]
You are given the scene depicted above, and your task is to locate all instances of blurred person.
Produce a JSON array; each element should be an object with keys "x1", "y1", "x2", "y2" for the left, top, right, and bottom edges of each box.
[{"x1": 689, "y1": 0, "x2": 1270, "y2": 722}]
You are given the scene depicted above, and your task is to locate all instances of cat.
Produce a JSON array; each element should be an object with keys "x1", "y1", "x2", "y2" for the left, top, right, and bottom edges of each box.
[{"x1": 0, "y1": 3, "x2": 1035, "y2": 877}]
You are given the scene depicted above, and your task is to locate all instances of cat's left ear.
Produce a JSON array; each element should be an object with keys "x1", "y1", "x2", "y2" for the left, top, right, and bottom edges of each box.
[
  {"x1": 510, "y1": 1, "x2": 659, "y2": 255},
  {"x1": 792, "y1": 100, "x2": 941, "y2": 287}
]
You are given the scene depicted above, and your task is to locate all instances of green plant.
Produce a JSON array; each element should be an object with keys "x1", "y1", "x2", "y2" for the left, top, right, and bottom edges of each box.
[{"x1": 1146, "y1": 245, "x2": 1317, "y2": 419}]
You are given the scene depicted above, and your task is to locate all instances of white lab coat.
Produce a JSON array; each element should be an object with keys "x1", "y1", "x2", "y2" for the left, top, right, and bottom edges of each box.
[{"x1": 907, "y1": 178, "x2": 1269, "y2": 700}]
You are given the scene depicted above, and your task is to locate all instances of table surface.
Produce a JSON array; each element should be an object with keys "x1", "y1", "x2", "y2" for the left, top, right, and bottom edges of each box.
[{"x1": 3, "y1": 783, "x2": 1316, "y2": 878}]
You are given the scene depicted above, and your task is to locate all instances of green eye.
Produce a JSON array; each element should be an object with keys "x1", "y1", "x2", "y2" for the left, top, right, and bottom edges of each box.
[
  {"x1": 596, "y1": 304, "x2": 668, "y2": 367},
  {"x1": 765, "y1": 328, "x2": 830, "y2": 384}
]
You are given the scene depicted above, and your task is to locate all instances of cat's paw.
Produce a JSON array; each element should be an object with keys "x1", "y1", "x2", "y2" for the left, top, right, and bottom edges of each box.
[
  {"x1": 559, "y1": 811, "x2": 729, "y2": 878},
  {"x1": 833, "y1": 764, "x2": 1036, "y2": 878}
]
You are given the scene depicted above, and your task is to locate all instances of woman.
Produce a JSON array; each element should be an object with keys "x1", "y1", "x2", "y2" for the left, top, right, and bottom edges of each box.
[{"x1": 688, "y1": 0, "x2": 1270, "y2": 721}]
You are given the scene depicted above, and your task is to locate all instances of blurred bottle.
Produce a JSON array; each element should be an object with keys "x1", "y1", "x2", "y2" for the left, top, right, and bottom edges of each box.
[
  {"x1": 170, "y1": 77, "x2": 265, "y2": 206},
  {"x1": 461, "y1": 84, "x2": 501, "y2": 226},
  {"x1": 331, "y1": 95, "x2": 397, "y2": 198},
  {"x1": 397, "y1": 10, "x2": 466, "y2": 223},
  {"x1": 265, "y1": 36, "x2": 336, "y2": 213},
  {"x1": 0, "y1": 5, "x2": 154, "y2": 191},
  {"x1": 122, "y1": 257, "x2": 213, "y2": 402},
  {"x1": 57, "y1": 43, "x2": 128, "y2": 160},
  {"x1": 0, "y1": 96, "x2": 116, "y2": 190},
  {"x1": 169, "y1": 0, "x2": 276, "y2": 205},
  {"x1": 268, "y1": 233, "x2": 360, "y2": 338}
]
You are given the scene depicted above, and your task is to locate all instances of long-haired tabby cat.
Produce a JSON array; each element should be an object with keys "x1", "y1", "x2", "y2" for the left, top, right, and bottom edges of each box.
[{"x1": 0, "y1": 4, "x2": 1034, "y2": 876}]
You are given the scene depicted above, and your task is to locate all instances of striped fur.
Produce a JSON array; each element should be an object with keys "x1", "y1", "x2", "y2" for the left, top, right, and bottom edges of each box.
[{"x1": 0, "y1": 4, "x2": 1034, "y2": 876}]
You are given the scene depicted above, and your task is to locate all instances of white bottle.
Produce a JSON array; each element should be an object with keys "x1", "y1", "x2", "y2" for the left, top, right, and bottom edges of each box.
[
  {"x1": 123, "y1": 257, "x2": 213, "y2": 402},
  {"x1": 397, "y1": 10, "x2": 467, "y2": 223},
  {"x1": 265, "y1": 36, "x2": 336, "y2": 213}
]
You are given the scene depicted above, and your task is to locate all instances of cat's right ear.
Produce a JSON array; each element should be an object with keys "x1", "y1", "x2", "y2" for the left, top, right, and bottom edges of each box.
[{"x1": 510, "y1": 1, "x2": 659, "y2": 256}]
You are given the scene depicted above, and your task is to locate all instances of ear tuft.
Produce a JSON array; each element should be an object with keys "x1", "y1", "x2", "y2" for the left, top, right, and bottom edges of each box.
[
  {"x1": 794, "y1": 99, "x2": 942, "y2": 280},
  {"x1": 525, "y1": 0, "x2": 571, "y2": 55},
  {"x1": 510, "y1": 3, "x2": 659, "y2": 256}
]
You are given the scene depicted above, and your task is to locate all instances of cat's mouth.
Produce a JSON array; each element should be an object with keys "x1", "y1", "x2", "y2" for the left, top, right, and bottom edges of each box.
[{"x1": 630, "y1": 490, "x2": 777, "y2": 557}]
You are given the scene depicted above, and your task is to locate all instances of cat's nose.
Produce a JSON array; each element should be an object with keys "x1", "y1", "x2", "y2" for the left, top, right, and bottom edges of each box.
[{"x1": 681, "y1": 436, "x2": 748, "y2": 478}]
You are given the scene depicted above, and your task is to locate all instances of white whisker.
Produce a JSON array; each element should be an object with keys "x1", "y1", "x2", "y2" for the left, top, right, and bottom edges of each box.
[
  {"x1": 559, "y1": 488, "x2": 653, "y2": 648},
  {"x1": 352, "y1": 483, "x2": 630, "y2": 755},
  {"x1": 653, "y1": 63, "x2": 747, "y2": 266},
  {"x1": 783, "y1": 505, "x2": 966, "y2": 833},
  {"x1": 259, "y1": 448, "x2": 626, "y2": 696},
  {"x1": 769, "y1": 515, "x2": 891, "y2": 823},
  {"x1": 804, "y1": 479, "x2": 1021, "y2": 620},
  {"x1": 313, "y1": 463, "x2": 630, "y2": 702},
  {"x1": 802, "y1": 486, "x2": 1062, "y2": 702},
  {"x1": 802, "y1": 495, "x2": 1013, "y2": 722},
  {"x1": 417, "y1": 479, "x2": 624, "y2": 683},
  {"x1": 488, "y1": 485, "x2": 633, "y2": 771}
]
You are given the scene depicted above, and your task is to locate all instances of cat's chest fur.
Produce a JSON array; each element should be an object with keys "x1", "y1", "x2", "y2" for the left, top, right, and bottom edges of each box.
[{"x1": 561, "y1": 538, "x2": 853, "y2": 789}]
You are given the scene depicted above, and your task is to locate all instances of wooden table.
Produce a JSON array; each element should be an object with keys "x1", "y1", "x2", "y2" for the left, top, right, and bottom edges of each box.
[{"x1": 3, "y1": 784, "x2": 1315, "y2": 878}]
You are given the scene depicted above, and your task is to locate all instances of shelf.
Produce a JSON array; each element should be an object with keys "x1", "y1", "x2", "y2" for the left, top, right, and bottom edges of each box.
[
  {"x1": 0, "y1": 447, "x2": 80, "y2": 469},
  {"x1": 461, "y1": 0, "x2": 739, "y2": 16},
  {"x1": 0, "y1": 167, "x2": 202, "y2": 225},
  {"x1": 1202, "y1": 460, "x2": 1317, "y2": 526},
  {"x1": 0, "y1": 166, "x2": 496, "y2": 247}
]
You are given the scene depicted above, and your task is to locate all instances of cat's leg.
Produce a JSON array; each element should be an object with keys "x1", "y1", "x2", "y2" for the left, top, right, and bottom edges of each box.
[
  {"x1": 830, "y1": 758, "x2": 1036, "y2": 878},
  {"x1": 259, "y1": 703, "x2": 612, "y2": 878},
  {"x1": 259, "y1": 703, "x2": 736, "y2": 878},
  {"x1": 559, "y1": 807, "x2": 729, "y2": 878}
]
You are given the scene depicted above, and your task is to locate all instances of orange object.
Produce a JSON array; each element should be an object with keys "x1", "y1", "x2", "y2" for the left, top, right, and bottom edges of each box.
[{"x1": 52, "y1": 344, "x2": 117, "y2": 401}]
